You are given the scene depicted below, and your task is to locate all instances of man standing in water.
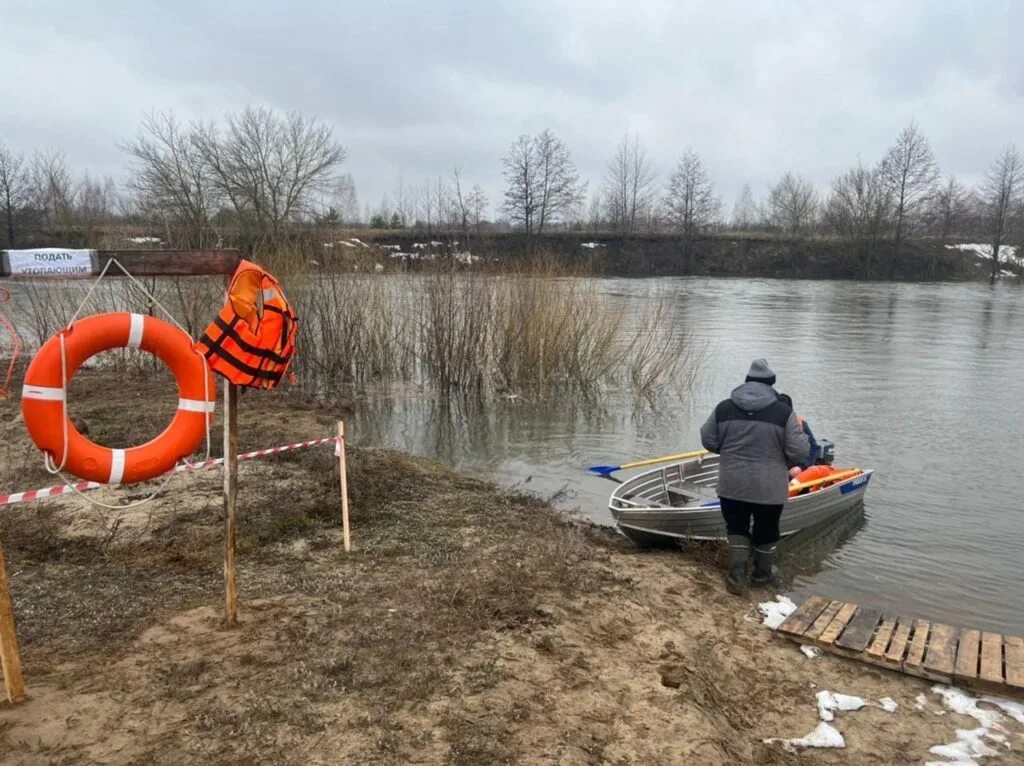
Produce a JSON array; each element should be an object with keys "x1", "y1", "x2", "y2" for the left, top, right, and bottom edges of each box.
[{"x1": 699, "y1": 359, "x2": 809, "y2": 595}]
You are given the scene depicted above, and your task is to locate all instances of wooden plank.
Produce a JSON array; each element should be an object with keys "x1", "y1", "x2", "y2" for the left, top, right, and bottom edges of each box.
[
  {"x1": 223, "y1": 381, "x2": 239, "y2": 625},
  {"x1": 777, "y1": 596, "x2": 830, "y2": 637},
  {"x1": 866, "y1": 614, "x2": 898, "y2": 659},
  {"x1": 884, "y1": 618, "x2": 914, "y2": 666},
  {"x1": 816, "y1": 603, "x2": 858, "y2": 647},
  {"x1": 955, "y1": 629, "x2": 981, "y2": 682},
  {"x1": 922, "y1": 623, "x2": 957, "y2": 681},
  {"x1": 904, "y1": 620, "x2": 930, "y2": 672},
  {"x1": 835, "y1": 607, "x2": 884, "y2": 654},
  {"x1": 0, "y1": 541, "x2": 27, "y2": 703},
  {"x1": 0, "y1": 249, "x2": 241, "y2": 278},
  {"x1": 1004, "y1": 636, "x2": 1024, "y2": 692},
  {"x1": 979, "y1": 632, "x2": 1004, "y2": 686},
  {"x1": 803, "y1": 601, "x2": 843, "y2": 642}
]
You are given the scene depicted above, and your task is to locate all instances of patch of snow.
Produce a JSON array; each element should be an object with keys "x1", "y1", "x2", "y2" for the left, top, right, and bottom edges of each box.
[
  {"x1": 758, "y1": 595, "x2": 797, "y2": 630},
  {"x1": 875, "y1": 697, "x2": 899, "y2": 713},
  {"x1": 800, "y1": 645, "x2": 821, "y2": 659},
  {"x1": 946, "y1": 243, "x2": 1019, "y2": 263},
  {"x1": 817, "y1": 690, "x2": 867, "y2": 722},
  {"x1": 127, "y1": 236, "x2": 161, "y2": 244},
  {"x1": 381, "y1": 244, "x2": 401, "y2": 250},
  {"x1": 580, "y1": 241, "x2": 606, "y2": 249},
  {"x1": 430, "y1": 240, "x2": 443, "y2": 246},
  {"x1": 981, "y1": 696, "x2": 1024, "y2": 725},
  {"x1": 764, "y1": 721, "x2": 845, "y2": 752},
  {"x1": 347, "y1": 238, "x2": 369, "y2": 247},
  {"x1": 929, "y1": 727, "x2": 1001, "y2": 762},
  {"x1": 932, "y1": 686, "x2": 1004, "y2": 729},
  {"x1": 322, "y1": 242, "x2": 335, "y2": 248},
  {"x1": 337, "y1": 240, "x2": 356, "y2": 247},
  {"x1": 999, "y1": 269, "x2": 1017, "y2": 277},
  {"x1": 412, "y1": 243, "x2": 427, "y2": 248},
  {"x1": 454, "y1": 251, "x2": 481, "y2": 265},
  {"x1": 374, "y1": 263, "x2": 384, "y2": 272},
  {"x1": 917, "y1": 693, "x2": 930, "y2": 712}
]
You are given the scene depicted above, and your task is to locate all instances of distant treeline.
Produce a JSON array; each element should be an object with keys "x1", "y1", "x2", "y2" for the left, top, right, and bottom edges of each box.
[{"x1": 1, "y1": 109, "x2": 1021, "y2": 280}]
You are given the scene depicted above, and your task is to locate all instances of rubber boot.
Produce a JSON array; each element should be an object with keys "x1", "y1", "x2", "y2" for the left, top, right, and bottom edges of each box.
[
  {"x1": 725, "y1": 535, "x2": 751, "y2": 595},
  {"x1": 751, "y1": 543, "x2": 779, "y2": 586}
]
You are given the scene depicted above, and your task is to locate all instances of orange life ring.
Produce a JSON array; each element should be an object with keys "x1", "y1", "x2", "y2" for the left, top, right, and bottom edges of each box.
[{"x1": 21, "y1": 312, "x2": 215, "y2": 484}]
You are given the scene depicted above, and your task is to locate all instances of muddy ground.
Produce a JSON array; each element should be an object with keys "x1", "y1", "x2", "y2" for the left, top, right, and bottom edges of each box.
[{"x1": 0, "y1": 369, "x2": 1021, "y2": 764}]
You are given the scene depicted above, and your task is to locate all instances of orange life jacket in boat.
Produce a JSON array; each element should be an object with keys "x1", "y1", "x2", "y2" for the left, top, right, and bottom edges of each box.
[
  {"x1": 196, "y1": 260, "x2": 298, "y2": 389},
  {"x1": 789, "y1": 464, "x2": 837, "y2": 496}
]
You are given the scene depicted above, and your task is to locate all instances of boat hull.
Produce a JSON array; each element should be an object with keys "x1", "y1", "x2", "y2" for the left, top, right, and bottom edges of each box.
[{"x1": 608, "y1": 455, "x2": 873, "y2": 543}]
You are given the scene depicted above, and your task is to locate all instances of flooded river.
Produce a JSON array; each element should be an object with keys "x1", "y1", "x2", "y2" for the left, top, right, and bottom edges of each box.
[{"x1": 346, "y1": 277, "x2": 1024, "y2": 634}]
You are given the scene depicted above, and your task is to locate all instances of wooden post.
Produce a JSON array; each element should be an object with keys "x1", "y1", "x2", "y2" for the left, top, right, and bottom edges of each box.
[
  {"x1": 223, "y1": 381, "x2": 239, "y2": 624},
  {"x1": 0, "y1": 540, "x2": 26, "y2": 703},
  {"x1": 338, "y1": 420, "x2": 351, "y2": 552}
]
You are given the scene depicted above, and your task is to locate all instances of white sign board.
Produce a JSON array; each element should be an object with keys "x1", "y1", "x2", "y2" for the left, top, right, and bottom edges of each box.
[{"x1": 4, "y1": 249, "x2": 95, "y2": 277}]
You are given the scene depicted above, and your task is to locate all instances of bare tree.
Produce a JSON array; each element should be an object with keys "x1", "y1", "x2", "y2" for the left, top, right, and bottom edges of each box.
[
  {"x1": 663, "y1": 150, "x2": 721, "y2": 271},
  {"x1": 764, "y1": 172, "x2": 818, "y2": 236},
  {"x1": 29, "y1": 150, "x2": 77, "y2": 234},
  {"x1": 123, "y1": 112, "x2": 219, "y2": 247},
  {"x1": 502, "y1": 135, "x2": 537, "y2": 235},
  {"x1": 193, "y1": 107, "x2": 345, "y2": 243},
  {"x1": 501, "y1": 130, "x2": 583, "y2": 236},
  {"x1": 931, "y1": 175, "x2": 971, "y2": 245},
  {"x1": 880, "y1": 122, "x2": 939, "y2": 278},
  {"x1": 393, "y1": 174, "x2": 412, "y2": 227},
  {"x1": 0, "y1": 142, "x2": 29, "y2": 247},
  {"x1": 732, "y1": 183, "x2": 757, "y2": 230},
  {"x1": 533, "y1": 129, "x2": 585, "y2": 233},
  {"x1": 466, "y1": 184, "x2": 488, "y2": 235},
  {"x1": 331, "y1": 173, "x2": 360, "y2": 224},
  {"x1": 824, "y1": 162, "x2": 891, "y2": 276},
  {"x1": 979, "y1": 145, "x2": 1023, "y2": 281},
  {"x1": 603, "y1": 134, "x2": 657, "y2": 235}
]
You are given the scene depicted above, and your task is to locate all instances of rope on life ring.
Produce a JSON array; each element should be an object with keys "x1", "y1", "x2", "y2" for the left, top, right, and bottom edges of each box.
[{"x1": 21, "y1": 312, "x2": 215, "y2": 485}]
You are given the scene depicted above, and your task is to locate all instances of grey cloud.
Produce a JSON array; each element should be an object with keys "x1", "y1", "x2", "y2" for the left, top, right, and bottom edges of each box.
[{"x1": 1, "y1": 0, "x2": 1022, "y2": 213}]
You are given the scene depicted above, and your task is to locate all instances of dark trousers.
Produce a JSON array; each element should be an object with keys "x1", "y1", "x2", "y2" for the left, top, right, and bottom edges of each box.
[{"x1": 720, "y1": 497, "x2": 783, "y2": 546}]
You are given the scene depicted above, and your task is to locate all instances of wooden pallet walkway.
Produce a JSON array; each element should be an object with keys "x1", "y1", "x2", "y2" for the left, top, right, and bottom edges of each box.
[{"x1": 776, "y1": 596, "x2": 1024, "y2": 700}]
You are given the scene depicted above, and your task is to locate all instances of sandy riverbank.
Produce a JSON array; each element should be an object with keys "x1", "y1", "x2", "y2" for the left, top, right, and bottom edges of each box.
[{"x1": 0, "y1": 370, "x2": 1021, "y2": 764}]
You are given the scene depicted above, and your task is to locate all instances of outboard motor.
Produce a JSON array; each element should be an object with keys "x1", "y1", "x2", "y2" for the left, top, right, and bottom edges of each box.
[{"x1": 815, "y1": 439, "x2": 835, "y2": 465}]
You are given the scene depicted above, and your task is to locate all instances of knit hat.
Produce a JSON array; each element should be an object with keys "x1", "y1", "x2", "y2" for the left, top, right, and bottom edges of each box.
[{"x1": 745, "y1": 358, "x2": 776, "y2": 386}]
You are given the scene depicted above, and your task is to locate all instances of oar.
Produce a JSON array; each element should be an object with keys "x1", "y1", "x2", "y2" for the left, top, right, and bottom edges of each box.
[
  {"x1": 587, "y1": 449, "x2": 710, "y2": 477},
  {"x1": 789, "y1": 469, "x2": 863, "y2": 493}
]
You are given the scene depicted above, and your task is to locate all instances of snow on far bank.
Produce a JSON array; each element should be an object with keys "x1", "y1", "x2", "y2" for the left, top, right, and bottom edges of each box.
[
  {"x1": 580, "y1": 242, "x2": 606, "y2": 249},
  {"x1": 947, "y1": 243, "x2": 1021, "y2": 264},
  {"x1": 758, "y1": 595, "x2": 797, "y2": 629},
  {"x1": 127, "y1": 236, "x2": 161, "y2": 244}
]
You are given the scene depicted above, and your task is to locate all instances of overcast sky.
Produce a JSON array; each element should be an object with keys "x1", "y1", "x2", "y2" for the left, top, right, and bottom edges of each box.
[{"x1": 2, "y1": 1, "x2": 1022, "y2": 217}]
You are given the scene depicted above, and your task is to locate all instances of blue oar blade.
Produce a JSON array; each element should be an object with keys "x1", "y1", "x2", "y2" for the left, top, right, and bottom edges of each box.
[{"x1": 587, "y1": 464, "x2": 621, "y2": 476}]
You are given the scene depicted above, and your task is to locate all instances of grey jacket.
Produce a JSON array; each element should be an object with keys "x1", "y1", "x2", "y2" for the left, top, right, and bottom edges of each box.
[{"x1": 699, "y1": 382, "x2": 811, "y2": 506}]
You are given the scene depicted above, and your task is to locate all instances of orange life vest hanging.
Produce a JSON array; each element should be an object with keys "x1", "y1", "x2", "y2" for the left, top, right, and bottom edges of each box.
[{"x1": 196, "y1": 260, "x2": 298, "y2": 389}]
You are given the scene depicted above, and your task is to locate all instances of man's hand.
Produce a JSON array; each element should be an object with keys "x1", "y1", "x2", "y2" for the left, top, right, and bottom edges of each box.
[{"x1": 789, "y1": 466, "x2": 802, "y2": 479}]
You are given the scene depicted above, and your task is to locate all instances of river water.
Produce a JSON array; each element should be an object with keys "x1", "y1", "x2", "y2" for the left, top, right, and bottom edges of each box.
[{"x1": 346, "y1": 277, "x2": 1024, "y2": 635}]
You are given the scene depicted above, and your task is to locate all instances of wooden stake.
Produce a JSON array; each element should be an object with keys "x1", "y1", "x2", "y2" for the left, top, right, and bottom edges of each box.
[
  {"x1": 338, "y1": 420, "x2": 351, "y2": 552},
  {"x1": 0, "y1": 540, "x2": 26, "y2": 703},
  {"x1": 223, "y1": 381, "x2": 239, "y2": 624}
]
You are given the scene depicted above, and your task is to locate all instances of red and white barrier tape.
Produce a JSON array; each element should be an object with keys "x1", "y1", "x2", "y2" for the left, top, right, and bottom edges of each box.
[{"x1": 0, "y1": 436, "x2": 340, "y2": 507}]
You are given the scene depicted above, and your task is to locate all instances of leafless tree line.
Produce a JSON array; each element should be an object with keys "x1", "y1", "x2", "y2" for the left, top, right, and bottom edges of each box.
[{"x1": 2, "y1": 113, "x2": 1021, "y2": 277}]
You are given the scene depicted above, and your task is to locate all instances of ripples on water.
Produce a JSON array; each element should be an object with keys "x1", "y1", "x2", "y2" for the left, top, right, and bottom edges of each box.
[{"x1": 347, "y1": 277, "x2": 1024, "y2": 634}]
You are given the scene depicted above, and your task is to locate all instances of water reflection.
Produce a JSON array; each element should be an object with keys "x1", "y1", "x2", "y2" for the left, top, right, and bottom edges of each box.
[{"x1": 344, "y1": 277, "x2": 1024, "y2": 634}]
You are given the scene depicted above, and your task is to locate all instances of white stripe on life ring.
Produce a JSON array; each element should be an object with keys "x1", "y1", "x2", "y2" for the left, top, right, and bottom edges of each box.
[
  {"x1": 108, "y1": 449, "x2": 126, "y2": 484},
  {"x1": 22, "y1": 384, "x2": 66, "y2": 401},
  {"x1": 128, "y1": 313, "x2": 145, "y2": 349},
  {"x1": 178, "y1": 398, "x2": 216, "y2": 413}
]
